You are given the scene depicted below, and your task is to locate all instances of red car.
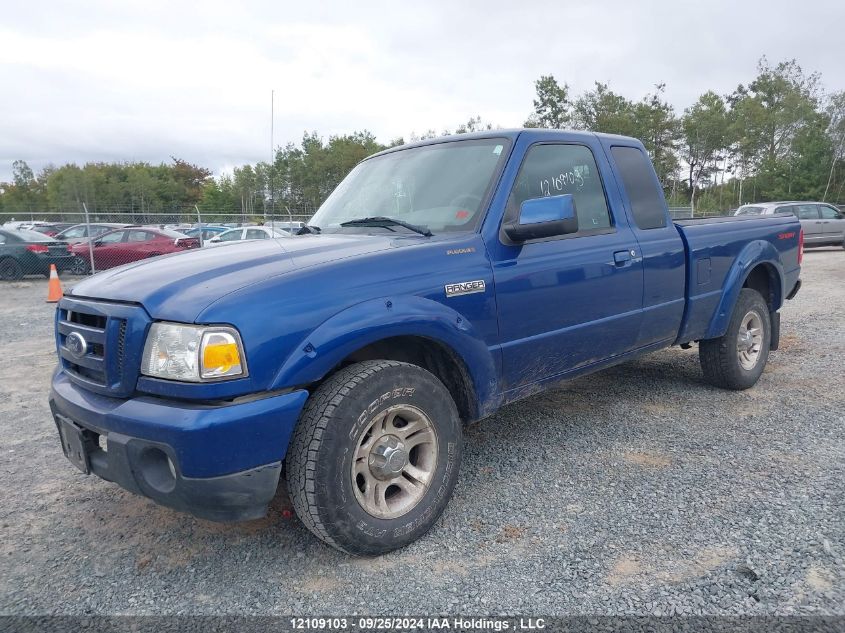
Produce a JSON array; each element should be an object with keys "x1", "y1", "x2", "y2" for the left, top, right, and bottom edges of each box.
[{"x1": 69, "y1": 227, "x2": 199, "y2": 273}]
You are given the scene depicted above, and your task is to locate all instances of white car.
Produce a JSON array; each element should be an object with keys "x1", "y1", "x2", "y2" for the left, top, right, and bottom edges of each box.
[
  {"x1": 265, "y1": 220, "x2": 305, "y2": 232},
  {"x1": 734, "y1": 201, "x2": 845, "y2": 249},
  {"x1": 204, "y1": 226, "x2": 289, "y2": 247}
]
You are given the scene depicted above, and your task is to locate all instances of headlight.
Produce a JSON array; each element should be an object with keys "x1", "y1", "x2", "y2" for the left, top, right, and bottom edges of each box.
[{"x1": 141, "y1": 322, "x2": 247, "y2": 382}]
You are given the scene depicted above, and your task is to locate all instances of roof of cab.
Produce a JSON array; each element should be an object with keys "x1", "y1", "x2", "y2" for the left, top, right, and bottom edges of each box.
[{"x1": 366, "y1": 128, "x2": 641, "y2": 160}]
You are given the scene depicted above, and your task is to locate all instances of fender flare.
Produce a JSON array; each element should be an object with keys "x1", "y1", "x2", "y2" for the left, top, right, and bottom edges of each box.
[
  {"x1": 705, "y1": 240, "x2": 785, "y2": 340},
  {"x1": 269, "y1": 295, "x2": 499, "y2": 418}
]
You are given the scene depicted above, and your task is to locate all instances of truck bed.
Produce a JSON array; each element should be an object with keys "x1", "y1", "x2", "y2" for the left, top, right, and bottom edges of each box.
[{"x1": 674, "y1": 214, "x2": 802, "y2": 344}]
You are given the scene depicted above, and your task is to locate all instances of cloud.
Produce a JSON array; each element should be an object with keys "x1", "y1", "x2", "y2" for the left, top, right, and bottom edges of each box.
[{"x1": 0, "y1": 0, "x2": 843, "y2": 182}]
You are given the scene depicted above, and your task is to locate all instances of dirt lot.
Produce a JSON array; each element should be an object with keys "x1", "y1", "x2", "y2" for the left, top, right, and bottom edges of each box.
[{"x1": 0, "y1": 250, "x2": 843, "y2": 616}]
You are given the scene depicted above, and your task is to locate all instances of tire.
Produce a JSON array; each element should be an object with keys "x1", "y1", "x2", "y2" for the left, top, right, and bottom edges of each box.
[
  {"x1": 287, "y1": 360, "x2": 462, "y2": 555},
  {"x1": 0, "y1": 257, "x2": 24, "y2": 281},
  {"x1": 69, "y1": 256, "x2": 90, "y2": 275},
  {"x1": 699, "y1": 288, "x2": 771, "y2": 390}
]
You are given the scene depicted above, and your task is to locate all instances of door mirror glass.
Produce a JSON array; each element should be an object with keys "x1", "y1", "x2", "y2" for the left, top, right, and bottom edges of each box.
[{"x1": 504, "y1": 194, "x2": 579, "y2": 242}]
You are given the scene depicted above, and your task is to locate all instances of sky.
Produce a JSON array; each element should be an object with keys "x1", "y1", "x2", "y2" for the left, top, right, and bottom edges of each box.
[{"x1": 1, "y1": 0, "x2": 843, "y2": 182}]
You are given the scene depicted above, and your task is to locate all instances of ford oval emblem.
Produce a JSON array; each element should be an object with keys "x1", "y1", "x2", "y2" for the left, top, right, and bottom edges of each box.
[{"x1": 66, "y1": 332, "x2": 88, "y2": 358}]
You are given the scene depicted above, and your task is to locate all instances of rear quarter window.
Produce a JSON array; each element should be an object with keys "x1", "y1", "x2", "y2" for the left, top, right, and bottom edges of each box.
[{"x1": 610, "y1": 146, "x2": 667, "y2": 230}]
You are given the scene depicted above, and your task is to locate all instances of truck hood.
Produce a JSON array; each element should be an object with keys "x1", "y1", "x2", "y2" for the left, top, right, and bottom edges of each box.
[{"x1": 69, "y1": 234, "x2": 412, "y2": 322}]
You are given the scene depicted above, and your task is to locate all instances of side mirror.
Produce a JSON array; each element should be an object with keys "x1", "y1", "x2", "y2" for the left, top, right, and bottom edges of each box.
[
  {"x1": 504, "y1": 194, "x2": 579, "y2": 242},
  {"x1": 208, "y1": 237, "x2": 221, "y2": 243}
]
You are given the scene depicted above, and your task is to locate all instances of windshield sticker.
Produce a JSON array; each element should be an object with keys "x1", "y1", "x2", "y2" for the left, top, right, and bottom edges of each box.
[{"x1": 493, "y1": 145, "x2": 503, "y2": 155}]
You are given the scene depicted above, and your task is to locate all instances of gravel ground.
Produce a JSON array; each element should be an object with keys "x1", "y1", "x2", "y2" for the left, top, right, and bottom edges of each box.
[{"x1": 0, "y1": 250, "x2": 843, "y2": 616}]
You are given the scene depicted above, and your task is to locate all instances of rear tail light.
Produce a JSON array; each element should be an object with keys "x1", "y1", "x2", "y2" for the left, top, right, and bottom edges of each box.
[
  {"x1": 26, "y1": 244, "x2": 49, "y2": 253},
  {"x1": 798, "y1": 228, "x2": 804, "y2": 264}
]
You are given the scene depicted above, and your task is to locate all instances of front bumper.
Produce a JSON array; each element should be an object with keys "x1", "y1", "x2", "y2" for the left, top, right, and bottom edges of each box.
[{"x1": 49, "y1": 368, "x2": 309, "y2": 521}]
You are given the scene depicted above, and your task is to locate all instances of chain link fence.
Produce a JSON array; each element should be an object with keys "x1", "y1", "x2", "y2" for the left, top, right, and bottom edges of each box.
[
  {"x1": 0, "y1": 209, "x2": 314, "y2": 280},
  {"x1": 0, "y1": 204, "x2": 752, "y2": 281},
  {"x1": 667, "y1": 207, "x2": 693, "y2": 219}
]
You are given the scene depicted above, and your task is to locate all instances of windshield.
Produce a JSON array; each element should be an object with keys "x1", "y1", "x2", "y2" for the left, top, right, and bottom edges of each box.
[{"x1": 309, "y1": 138, "x2": 509, "y2": 234}]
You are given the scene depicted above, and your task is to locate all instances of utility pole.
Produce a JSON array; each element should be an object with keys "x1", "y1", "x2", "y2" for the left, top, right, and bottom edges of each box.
[{"x1": 269, "y1": 89, "x2": 274, "y2": 221}]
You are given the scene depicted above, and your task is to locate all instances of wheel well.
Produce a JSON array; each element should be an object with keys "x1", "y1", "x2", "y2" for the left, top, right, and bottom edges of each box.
[
  {"x1": 327, "y1": 336, "x2": 477, "y2": 423},
  {"x1": 743, "y1": 264, "x2": 778, "y2": 311}
]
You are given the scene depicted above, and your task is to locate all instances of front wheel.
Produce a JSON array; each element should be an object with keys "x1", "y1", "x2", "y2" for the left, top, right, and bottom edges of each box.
[
  {"x1": 287, "y1": 360, "x2": 462, "y2": 555},
  {"x1": 0, "y1": 257, "x2": 24, "y2": 281},
  {"x1": 69, "y1": 256, "x2": 90, "y2": 275},
  {"x1": 699, "y1": 288, "x2": 771, "y2": 390}
]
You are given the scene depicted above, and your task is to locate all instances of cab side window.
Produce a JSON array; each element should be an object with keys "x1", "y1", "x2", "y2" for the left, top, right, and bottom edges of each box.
[
  {"x1": 819, "y1": 205, "x2": 841, "y2": 219},
  {"x1": 610, "y1": 146, "x2": 667, "y2": 230},
  {"x1": 246, "y1": 229, "x2": 267, "y2": 239},
  {"x1": 98, "y1": 231, "x2": 125, "y2": 244},
  {"x1": 127, "y1": 230, "x2": 152, "y2": 242},
  {"x1": 796, "y1": 205, "x2": 819, "y2": 220},
  {"x1": 507, "y1": 144, "x2": 611, "y2": 232},
  {"x1": 219, "y1": 230, "x2": 242, "y2": 242},
  {"x1": 62, "y1": 226, "x2": 86, "y2": 238}
]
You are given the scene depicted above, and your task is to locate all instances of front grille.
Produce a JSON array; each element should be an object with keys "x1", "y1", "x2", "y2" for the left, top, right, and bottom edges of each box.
[
  {"x1": 58, "y1": 307, "x2": 108, "y2": 386},
  {"x1": 68, "y1": 310, "x2": 106, "y2": 329},
  {"x1": 56, "y1": 297, "x2": 148, "y2": 397},
  {"x1": 116, "y1": 319, "x2": 127, "y2": 374}
]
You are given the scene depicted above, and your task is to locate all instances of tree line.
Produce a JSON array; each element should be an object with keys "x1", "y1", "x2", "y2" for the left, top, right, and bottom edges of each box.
[
  {"x1": 525, "y1": 57, "x2": 845, "y2": 213},
  {"x1": 2, "y1": 56, "x2": 843, "y2": 219}
]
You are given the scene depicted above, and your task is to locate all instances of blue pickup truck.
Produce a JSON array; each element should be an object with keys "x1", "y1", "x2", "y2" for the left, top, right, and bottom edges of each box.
[{"x1": 50, "y1": 129, "x2": 802, "y2": 555}]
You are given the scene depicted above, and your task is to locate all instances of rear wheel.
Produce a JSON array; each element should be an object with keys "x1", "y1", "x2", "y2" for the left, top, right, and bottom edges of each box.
[
  {"x1": 0, "y1": 257, "x2": 24, "y2": 281},
  {"x1": 699, "y1": 288, "x2": 771, "y2": 390},
  {"x1": 287, "y1": 360, "x2": 462, "y2": 555}
]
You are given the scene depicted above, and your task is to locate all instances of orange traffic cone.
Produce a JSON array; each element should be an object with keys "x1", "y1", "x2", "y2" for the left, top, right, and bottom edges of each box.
[{"x1": 46, "y1": 264, "x2": 63, "y2": 303}]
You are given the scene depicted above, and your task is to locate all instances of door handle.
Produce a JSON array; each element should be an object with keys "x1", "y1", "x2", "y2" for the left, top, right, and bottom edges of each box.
[{"x1": 613, "y1": 250, "x2": 633, "y2": 266}]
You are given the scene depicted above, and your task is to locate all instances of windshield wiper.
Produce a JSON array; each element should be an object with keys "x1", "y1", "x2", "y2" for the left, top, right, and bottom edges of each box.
[
  {"x1": 339, "y1": 216, "x2": 433, "y2": 237},
  {"x1": 296, "y1": 224, "x2": 321, "y2": 235}
]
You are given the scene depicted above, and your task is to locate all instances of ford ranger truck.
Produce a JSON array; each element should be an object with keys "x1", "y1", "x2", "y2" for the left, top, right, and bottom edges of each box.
[{"x1": 49, "y1": 129, "x2": 802, "y2": 555}]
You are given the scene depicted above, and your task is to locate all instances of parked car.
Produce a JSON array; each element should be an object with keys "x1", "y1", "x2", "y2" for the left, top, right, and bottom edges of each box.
[
  {"x1": 68, "y1": 227, "x2": 200, "y2": 273},
  {"x1": 0, "y1": 228, "x2": 74, "y2": 280},
  {"x1": 11, "y1": 221, "x2": 52, "y2": 231},
  {"x1": 182, "y1": 225, "x2": 229, "y2": 242},
  {"x1": 55, "y1": 223, "x2": 129, "y2": 245},
  {"x1": 31, "y1": 223, "x2": 77, "y2": 237},
  {"x1": 204, "y1": 226, "x2": 289, "y2": 246},
  {"x1": 266, "y1": 220, "x2": 305, "y2": 233},
  {"x1": 735, "y1": 202, "x2": 845, "y2": 248},
  {"x1": 2, "y1": 221, "x2": 30, "y2": 230},
  {"x1": 49, "y1": 129, "x2": 802, "y2": 555}
]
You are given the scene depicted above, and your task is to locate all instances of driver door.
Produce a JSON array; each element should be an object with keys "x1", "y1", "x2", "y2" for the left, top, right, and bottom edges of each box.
[
  {"x1": 92, "y1": 230, "x2": 126, "y2": 269},
  {"x1": 492, "y1": 142, "x2": 643, "y2": 391}
]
